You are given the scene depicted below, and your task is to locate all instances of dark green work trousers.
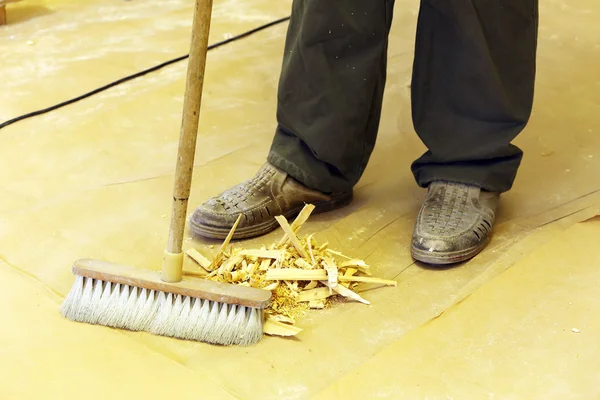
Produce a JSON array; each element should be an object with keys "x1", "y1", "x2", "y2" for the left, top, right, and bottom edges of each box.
[{"x1": 267, "y1": 0, "x2": 539, "y2": 194}]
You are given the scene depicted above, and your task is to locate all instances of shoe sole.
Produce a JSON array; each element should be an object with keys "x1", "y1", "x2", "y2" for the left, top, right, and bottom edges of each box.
[
  {"x1": 188, "y1": 192, "x2": 353, "y2": 240},
  {"x1": 410, "y1": 238, "x2": 489, "y2": 266}
]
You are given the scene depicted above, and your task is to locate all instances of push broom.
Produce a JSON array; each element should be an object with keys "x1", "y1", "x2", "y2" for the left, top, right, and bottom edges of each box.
[{"x1": 60, "y1": 0, "x2": 271, "y2": 346}]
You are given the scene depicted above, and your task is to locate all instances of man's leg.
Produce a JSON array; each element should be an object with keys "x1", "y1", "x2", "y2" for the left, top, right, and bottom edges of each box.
[
  {"x1": 189, "y1": 1, "x2": 395, "y2": 239},
  {"x1": 411, "y1": 0, "x2": 538, "y2": 191},
  {"x1": 410, "y1": 0, "x2": 539, "y2": 264},
  {"x1": 269, "y1": 0, "x2": 396, "y2": 194}
]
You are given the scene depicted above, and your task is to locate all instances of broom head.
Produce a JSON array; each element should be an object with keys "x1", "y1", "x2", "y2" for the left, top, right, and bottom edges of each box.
[{"x1": 60, "y1": 258, "x2": 272, "y2": 346}]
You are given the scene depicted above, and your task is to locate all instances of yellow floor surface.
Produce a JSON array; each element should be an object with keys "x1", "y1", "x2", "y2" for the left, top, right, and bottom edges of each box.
[{"x1": 1, "y1": 0, "x2": 599, "y2": 398}]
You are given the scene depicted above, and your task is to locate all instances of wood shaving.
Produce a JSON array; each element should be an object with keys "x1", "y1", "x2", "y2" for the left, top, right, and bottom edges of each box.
[
  {"x1": 308, "y1": 300, "x2": 326, "y2": 309},
  {"x1": 304, "y1": 280, "x2": 318, "y2": 290},
  {"x1": 185, "y1": 248, "x2": 212, "y2": 271},
  {"x1": 263, "y1": 317, "x2": 303, "y2": 336},
  {"x1": 183, "y1": 204, "x2": 396, "y2": 336}
]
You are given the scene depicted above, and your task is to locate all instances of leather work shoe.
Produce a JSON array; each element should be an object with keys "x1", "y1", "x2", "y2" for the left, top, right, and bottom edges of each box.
[
  {"x1": 411, "y1": 181, "x2": 500, "y2": 265},
  {"x1": 188, "y1": 163, "x2": 352, "y2": 240}
]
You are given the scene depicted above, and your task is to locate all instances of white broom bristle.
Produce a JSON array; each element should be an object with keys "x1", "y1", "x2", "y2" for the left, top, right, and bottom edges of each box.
[{"x1": 60, "y1": 276, "x2": 264, "y2": 346}]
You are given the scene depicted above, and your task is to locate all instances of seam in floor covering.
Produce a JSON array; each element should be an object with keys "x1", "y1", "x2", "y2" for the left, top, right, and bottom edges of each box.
[
  {"x1": 386, "y1": 203, "x2": 597, "y2": 285},
  {"x1": 359, "y1": 211, "x2": 412, "y2": 249},
  {"x1": 536, "y1": 205, "x2": 600, "y2": 228},
  {"x1": 321, "y1": 187, "x2": 600, "y2": 285},
  {"x1": 525, "y1": 187, "x2": 600, "y2": 220},
  {"x1": 390, "y1": 261, "x2": 416, "y2": 281},
  {"x1": 355, "y1": 188, "x2": 596, "y2": 250},
  {"x1": 100, "y1": 142, "x2": 256, "y2": 188},
  {"x1": 355, "y1": 186, "x2": 600, "y2": 256},
  {"x1": 0, "y1": 254, "x2": 64, "y2": 301},
  {"x1": 0, "y1": 255, "x2": 244, "y2": 399},
  {"x1": 344, "y1": 186, "x2": 600, "y2": 250},
  {"x1": 0, "y1": 142, "x2": 257, "y2": 216}
]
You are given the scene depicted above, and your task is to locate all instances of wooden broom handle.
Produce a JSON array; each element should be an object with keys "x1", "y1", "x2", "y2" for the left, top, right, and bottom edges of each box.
[{"x1": 167, "y1": 0, "x2": 213, "y2": 254}]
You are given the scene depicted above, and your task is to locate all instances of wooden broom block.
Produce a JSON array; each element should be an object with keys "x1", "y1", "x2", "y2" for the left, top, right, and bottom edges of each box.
[
  {"x1": 73, "y1": 258, "x2": 271, "y2": 308},
  {"x1": 0, "y1": 0, "x2": 24, "y2": 25}
]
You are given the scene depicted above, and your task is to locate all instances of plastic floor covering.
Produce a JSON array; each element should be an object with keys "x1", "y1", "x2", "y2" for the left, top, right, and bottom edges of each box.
[{"x1": 1, "y1": 0, "x2": 599, "y2": 398}]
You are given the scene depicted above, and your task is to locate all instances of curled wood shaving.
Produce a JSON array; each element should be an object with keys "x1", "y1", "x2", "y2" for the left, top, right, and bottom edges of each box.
[
  {"x1": 294, "y1": 258, "x2": 313, "y2": 269},
  {"x1": 262, "y1": 281, "x2": 279, "y2": 291},
  {"x1": 304, "y1": 280, "x2": 318, "y2": 290},
  {"x1": 323, "y1": 257, "x2": 339, "y2": 294},
  {"x1": 325, "y1": 249, "x2": 351, "y2": 259},
  {"x1": 184, "y1": 204, "x2": 395, "y2": 335},
  {"x1": 259, "y1": 258, "x2": 271, "y2": 271},
  {"x1": 307, "y1": 234, "x2": 316, "y2": 264}
]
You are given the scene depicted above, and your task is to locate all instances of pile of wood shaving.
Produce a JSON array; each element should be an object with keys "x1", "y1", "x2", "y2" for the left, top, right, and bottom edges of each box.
[{"x1": 183, "y1": 204, "x2": 396, "y2": 336}]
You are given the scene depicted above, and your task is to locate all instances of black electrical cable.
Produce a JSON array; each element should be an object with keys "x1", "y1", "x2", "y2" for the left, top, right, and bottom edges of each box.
[{"x1": 0, "y1": 16, "x2": 290, "y2": 130}]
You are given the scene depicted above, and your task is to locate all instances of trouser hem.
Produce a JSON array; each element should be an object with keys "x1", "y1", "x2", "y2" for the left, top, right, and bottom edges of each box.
[
  {"x1": 267, "y1": 151, "x2": 348, "y2": 194},
  {"x1": 413, "y1": 164, "x2": 519, "y2": 193}
]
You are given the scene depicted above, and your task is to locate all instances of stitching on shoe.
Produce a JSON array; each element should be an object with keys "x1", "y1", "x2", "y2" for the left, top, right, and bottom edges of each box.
[
  {"x1": 421, "y1": 182, "x2": 486, "y2": 237},
  {"x1": 215, "y1": 166, "x2": 277, "y2": 210}
]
